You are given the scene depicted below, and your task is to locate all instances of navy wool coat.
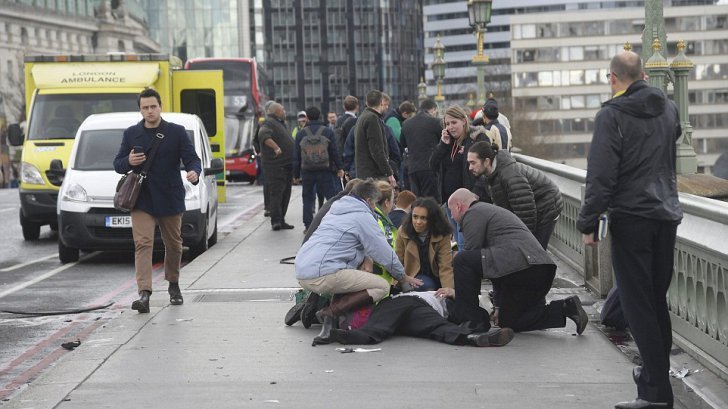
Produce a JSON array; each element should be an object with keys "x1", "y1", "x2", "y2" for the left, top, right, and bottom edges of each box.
[{"x1": 113, "y1": 119, "x2": 201, "y2": 217}]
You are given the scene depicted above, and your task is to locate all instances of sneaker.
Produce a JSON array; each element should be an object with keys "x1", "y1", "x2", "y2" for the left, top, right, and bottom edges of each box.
[
  {"x1": 466, "y1": 327, "x2": 514, "y2": 347},
  {"x1": 564, "y1": 295, "x2": 588, "y2": 335}
]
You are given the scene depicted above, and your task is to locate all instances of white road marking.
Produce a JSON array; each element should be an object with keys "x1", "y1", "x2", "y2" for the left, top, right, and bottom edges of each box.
[
  {"x1": 0, "y1": 254, "x2": 57, "y2": 272},
  {"x1": 0, "y1": 252, "x2": 101, "y2": 299}
]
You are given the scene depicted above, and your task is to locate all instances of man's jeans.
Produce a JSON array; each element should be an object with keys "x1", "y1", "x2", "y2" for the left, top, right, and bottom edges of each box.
[{"x1": 301, "y1": 170, "x2": 335, "y2": 229}]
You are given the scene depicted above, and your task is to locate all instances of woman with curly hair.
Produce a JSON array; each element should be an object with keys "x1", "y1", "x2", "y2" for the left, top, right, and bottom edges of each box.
[{"x1": 395, "y1": 197, "x2": 454, "y2": 292}]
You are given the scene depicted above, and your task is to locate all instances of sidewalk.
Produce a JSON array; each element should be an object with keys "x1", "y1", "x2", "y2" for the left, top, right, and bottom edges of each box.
[{"x1": 3, "y1": 187, "x2": 727, "y2": 409}]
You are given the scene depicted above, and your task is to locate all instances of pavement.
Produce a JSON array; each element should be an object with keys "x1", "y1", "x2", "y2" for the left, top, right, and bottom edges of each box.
[{"x1": 3, "y1": 187, "x2": 728, "y2": 409}]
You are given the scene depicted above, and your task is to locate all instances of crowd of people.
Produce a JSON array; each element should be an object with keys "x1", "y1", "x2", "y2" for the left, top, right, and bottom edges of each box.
[{"x1": 256, "y1": 86, "x2": 590, "y2": 352}]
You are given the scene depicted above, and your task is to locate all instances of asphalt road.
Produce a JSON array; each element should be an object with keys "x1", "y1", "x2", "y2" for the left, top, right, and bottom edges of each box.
[{"x1": 0, "y1": 182, "x2": 265, "y2": 400}]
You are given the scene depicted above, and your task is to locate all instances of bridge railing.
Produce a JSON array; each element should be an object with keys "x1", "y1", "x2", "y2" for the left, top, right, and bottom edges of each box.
[{"x1": 515, "y1": 153, "x2": 728, "y2": 379}]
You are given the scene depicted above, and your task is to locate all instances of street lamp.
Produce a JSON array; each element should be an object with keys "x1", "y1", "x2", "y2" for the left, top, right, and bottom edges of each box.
[
  {"x1": 467, "y1": 0, "x2": 493, "y2": 106},
  {"x1": 417, "y1": 77, "x2": 427, "y2": 105},
  {"x1": 431, "y1": 35, "x2": 446, "y2": 102}
]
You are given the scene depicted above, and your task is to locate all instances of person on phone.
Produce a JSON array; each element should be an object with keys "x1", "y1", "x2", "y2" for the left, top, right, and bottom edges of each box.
[
  {"x1": 577, "y1": 51, "x2": 683, "y2": 409},
  {"x1": 113, "y1": 88, "x2": 201, "y2": 313},
  {"x1": 429, "y1": 105, "x2": 491, "y2": 249},
  {"x1": 400, "y1": 98, "x2": 442, "y2": 201}
]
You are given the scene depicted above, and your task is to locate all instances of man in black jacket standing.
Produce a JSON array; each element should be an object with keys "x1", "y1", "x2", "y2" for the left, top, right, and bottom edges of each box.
[
  {"x1": 258, "y1": 102, "x2": 295, "y2": 231},
  {"x1": 401, "y1": 98, "x2": 442, "y2": 201},
  {"x1": 354, "y1": 90, "x2": 395, "y2": 185},
  {"x1": 577, "y1": 51, "x2": 683, "y2": 409}
]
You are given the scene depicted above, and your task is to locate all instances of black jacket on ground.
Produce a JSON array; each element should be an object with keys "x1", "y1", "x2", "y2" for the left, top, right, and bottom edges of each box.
[
  {"x1": 482, "y1": 150, "x2": 563, "y2": 233},
  {"x1": 401, "y1": 111, "x2": 442, "y2": 174},
  {"x1": 576, "y1": 80, "x2": 683, "y2": 234}
]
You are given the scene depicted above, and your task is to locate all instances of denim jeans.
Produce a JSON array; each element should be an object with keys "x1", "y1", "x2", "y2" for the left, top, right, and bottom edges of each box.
[
  {"x1": 444, "y1": 203, "x2": 464, "y2": 250},
  {"x1": 301, "y1": 170, "x2": 335, "y2": 228}
]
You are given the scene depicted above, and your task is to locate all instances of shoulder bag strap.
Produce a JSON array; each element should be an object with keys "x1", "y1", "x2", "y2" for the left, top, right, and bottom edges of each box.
[{"x1": 140, "y1": 132, "x2": 165, "y2": 177}]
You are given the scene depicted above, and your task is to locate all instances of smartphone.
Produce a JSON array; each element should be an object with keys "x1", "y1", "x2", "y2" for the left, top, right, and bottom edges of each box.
[
  {"x1": 133, "y1": 145, "x2": 144, "y2": 154},
  {"x1": 596, "y1": 214, "x2": 609, "y2": 241}
]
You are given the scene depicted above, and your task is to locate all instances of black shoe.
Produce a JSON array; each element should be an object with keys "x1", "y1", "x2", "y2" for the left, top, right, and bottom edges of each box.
[
  {"x1": 280, "y1": 222, "x2": 294, "y2": 230},
  {"x1": 284, "y1": 302, "x2": 305, "y2": 326},
  {"x1": 300, "y1": 292, "x2": 321, "y2": 329},
  {"x1": 466, "y1": 327, "x2": 514, "y2": 347},
  {"x1": 169, "y1": 282, "x2": 183, "y2": 305},
  {"x1": 614, "y1": 399, "x2": 672, "y2": 409},
  {"x1": 564, "y1": 295, "x2": 588, "y2": 335},
  {"x1": 272, "y1": 223, "x2": 281, "y2": 231},
  {"x1": 131, "y1": 290, "x2": 151, "y2": 313}
]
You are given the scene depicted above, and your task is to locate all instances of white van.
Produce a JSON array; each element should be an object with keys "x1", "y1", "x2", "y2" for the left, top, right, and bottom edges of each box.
[{"x1": 55, "y1": 112, "x2": 223, "y2": 263}]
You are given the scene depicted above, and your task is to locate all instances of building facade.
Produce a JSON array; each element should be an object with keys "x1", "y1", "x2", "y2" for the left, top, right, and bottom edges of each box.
[
  {"x1": 141, "y1": 0, "x2": 257, "y2": 63},
  {"x1": 509, "y1": 2, "x2": 728, "y2": 172},
  {"x1": 262, "y1": 0, "x2": 424, "y2": 117}
]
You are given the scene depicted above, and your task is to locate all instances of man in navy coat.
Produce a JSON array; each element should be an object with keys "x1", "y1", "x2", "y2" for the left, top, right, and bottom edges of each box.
[{"x1": 113, "y1": 88, "x2": 201, "y2": 313}]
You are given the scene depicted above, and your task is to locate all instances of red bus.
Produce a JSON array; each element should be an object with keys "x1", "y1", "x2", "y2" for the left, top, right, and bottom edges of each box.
[{"x1": 185, "y1": 58, "x2": 269, "y2": 183}]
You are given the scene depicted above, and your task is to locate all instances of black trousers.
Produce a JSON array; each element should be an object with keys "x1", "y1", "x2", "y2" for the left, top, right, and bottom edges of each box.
[
  {"x1": 533, "y1": 218, "x2": 557, "y2": 250},
  {"x1": 339, "y1": 296, "x2": 472, "y2": 345},
  {"x1": 264, "y1": 164, "x2": 292, "y2": 225},
  {"x1": 408, "y1": 170, "x2": 440, "y2": 203},
  {"x1": 611, "y1": 216, "x2": 677, "y2": 405},
  {"x1": 453, "y1": 250, "x2": 565, "y2": 332}
]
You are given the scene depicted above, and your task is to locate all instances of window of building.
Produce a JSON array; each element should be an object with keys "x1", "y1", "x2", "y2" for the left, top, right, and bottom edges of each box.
[
  {"x1": 569, "y1": 46, "x2": 584, "y2": 61},
  {"x1": 585, "y1": 69, "x2": 599, "y2": 85},
  {"x1": 570, "y1": 70, "x2": 584, "y2": 85},
  {"x1": 521, "y1": 24, "x2": 536, "y2": 39},
  {"x1": 586, "y1": 95, "x2": 601, "y2": 109},
  {"x1": 704, "y1": 15, "x2": 727, "y2": 30}
]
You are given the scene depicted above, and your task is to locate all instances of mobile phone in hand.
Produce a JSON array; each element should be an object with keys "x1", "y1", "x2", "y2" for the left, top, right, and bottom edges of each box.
[
  {"x1": 133, "y1": 145, "x2": 144, "y2": 154},
  {"x1": 596, "y1": 214, "x2": 609, "y2": 241}
]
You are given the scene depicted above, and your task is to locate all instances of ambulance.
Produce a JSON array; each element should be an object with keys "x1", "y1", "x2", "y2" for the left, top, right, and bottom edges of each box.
[{"x1": 7, "y1": 54, "x2": 226, "y2": 240}]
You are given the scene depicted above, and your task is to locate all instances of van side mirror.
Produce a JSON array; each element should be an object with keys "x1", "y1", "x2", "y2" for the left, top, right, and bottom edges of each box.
[
  {"x1": 8, "y1": 124, "x2": 23, "y2": 146},
  {"x1": 46, "y1": 159, "x2": 65, "y2": 186},
  {"x1": 204, "y1": 158, "x2": 224, "y2": 176}
]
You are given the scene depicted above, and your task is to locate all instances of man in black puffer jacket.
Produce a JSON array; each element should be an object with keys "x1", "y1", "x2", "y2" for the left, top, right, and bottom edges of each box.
[{"x1": 467, "y1": 142, "x2": 562, "y2": 249}]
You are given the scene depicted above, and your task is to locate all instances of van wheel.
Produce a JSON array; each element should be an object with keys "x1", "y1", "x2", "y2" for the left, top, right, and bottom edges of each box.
[
  {"x1": 58, "y1": 240, "x2": 79, "y2": 264},
  {"x1": 208, "y1": 217, "x2": 218, "y2": 247},
  {"x1": 20, "y1": 211, "x2": 41, "y2": 241},
  {"x1": 188, "y1": 219, "x2": 208, "y2": 259}
]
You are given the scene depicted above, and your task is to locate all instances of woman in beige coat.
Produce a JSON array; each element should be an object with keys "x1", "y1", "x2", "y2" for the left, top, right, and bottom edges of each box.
[{"x1": 395, "y1": 197, "x2": 454, "y2": 291}]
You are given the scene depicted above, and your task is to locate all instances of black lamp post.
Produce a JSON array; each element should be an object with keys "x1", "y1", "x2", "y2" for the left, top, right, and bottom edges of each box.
[{"x1": 467, "y1": 0, "x2": 493, "y2": 105}]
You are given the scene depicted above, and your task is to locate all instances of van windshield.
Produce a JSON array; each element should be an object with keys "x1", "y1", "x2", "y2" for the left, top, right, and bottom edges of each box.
[
  {"x1": 28, "y1": 93, "x2": 138, "y2": 140},
  {"x1": 74, "y1": 130, "x2": 126, "y2": 170}
]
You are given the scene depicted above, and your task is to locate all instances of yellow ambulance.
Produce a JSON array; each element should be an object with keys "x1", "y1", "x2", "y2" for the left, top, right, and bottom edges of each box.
[{"x1": 7, "y1": 54, "x2": 225, "y2": 240}]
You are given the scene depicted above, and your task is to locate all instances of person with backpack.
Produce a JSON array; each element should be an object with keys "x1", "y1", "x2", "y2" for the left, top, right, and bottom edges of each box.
[{"x1": 293, "y1": 106, "x2": 344, "y2": 233}]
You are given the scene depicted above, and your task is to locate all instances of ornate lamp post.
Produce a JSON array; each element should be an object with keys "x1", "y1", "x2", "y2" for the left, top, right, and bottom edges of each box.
[
  {"x1": 417, "y1": 77, "x2": 427, "y2": 105},
  {"x1": 467, "y1": 0, "x2": 493, "y2": 106},
  {"x1": 431, "y1": 35, "x2": 446, "y2": 102}
]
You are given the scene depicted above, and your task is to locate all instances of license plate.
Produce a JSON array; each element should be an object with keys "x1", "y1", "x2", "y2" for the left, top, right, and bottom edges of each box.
[{"x1": 105, "y1": 215, "x2": 132, "y2": 228}]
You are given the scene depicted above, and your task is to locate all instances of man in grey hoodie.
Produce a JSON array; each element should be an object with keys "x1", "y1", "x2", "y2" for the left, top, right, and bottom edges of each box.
[{"x1": 295, "y1": 179, "x2": 422, "y2": 345}]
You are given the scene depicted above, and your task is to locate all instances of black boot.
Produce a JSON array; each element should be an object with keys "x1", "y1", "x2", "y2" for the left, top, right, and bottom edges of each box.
[
  {"x1": 329, "y1": 328, "x2": 372, "y2": 345},
  {"x1": 131, "y1": 290, "x2": 151, "y2": 313},
  {"x1": 300, "y1": 292, "x2": 321, "y2": 329},
  {"x1": 312, "y1": 290, "x2": 373, "y2": 346},
  {"x1": 564, "y1": 295, "x2": 588, "y2": 335},
  {"x1": 169, "y1": 282, "x2": 183, "y2": 305}
]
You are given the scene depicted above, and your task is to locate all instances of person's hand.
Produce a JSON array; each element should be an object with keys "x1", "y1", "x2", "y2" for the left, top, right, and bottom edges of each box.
[
  {"x1": 388, "y1": 175, "x2": 397, "y2": 187},
  {"x1": 358, "y1": 256, "x2": 374, "y2": 273},
  {"x1": 337, "y1": 169, "x2": 345, "y2": 179},
  {"x1": 441, "y1": 129, "x2": 451, "y2": 144},
  {"x1": 274, "y1": 147, "x2": 282, "y2": 157},
  {"x1": 401, "y1": 274, "x2": 423, "y2": 289},
  {"x1": 128, "y1": 150, "x2": 146, "y2": 166},
  {"x1": 582, "y1": 233, "x2": 597, "y2": 247},
  {"x1": 186, "y1": 170, "x2": 199, "y2": 184},
  {"x1": 435, "y1": 287, "x2": 455, "y2": 299}
]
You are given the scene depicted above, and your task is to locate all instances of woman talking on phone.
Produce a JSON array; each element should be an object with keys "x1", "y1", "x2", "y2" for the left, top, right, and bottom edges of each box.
[{"x1": 429, "y1": 105, "x2": 492, "y2": 249}]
